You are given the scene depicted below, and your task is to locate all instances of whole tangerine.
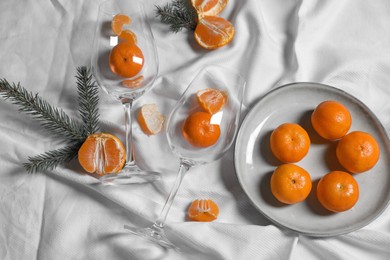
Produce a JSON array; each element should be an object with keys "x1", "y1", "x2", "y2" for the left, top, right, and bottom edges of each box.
[
  {"x1": 270, "y1": 123, "x2": 311, "y2": 163},
  {"x1": 182, "y1": 111, "x2": 220, "y2": 148},
  {"x1": 109, "y1": 41, "x2": 144, "y2": 78},
  {"x1": 311, "y1": 100, "x2": 352, "y2": 140},
  {"x1": 336, "y1": 131, "x2": 380, "y2": 174},
  {"x1": 317, "y1": 171, "x2": 359, "y2": 212},
  {"x1": 270, "y1": 164, "x2": 312, "y2": 204}
]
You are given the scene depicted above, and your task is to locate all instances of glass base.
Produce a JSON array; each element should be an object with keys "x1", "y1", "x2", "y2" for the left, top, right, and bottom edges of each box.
[
  {"x1": 124, "y1": 224, "x2": 178, "y2": 250},
  {"x1": 99, "y1": 165, "x2": 161, "y2": 185}
]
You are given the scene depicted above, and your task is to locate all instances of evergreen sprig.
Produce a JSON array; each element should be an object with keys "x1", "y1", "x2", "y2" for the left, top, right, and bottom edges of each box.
[
  {"x1": 0, "y1": 79, "x2": 85, "y2": 142},
  {"x1": 0, "y1": 66, "x2": 100, "y2": 173},
  {"x1": 156, "y1": 0, "x2": 198, "y2": 33},
  {"x1": 23, "y1": 142, "x2": 83, "y2": 173},
  {"x1": 76, "y1": 66, "x2": 100, "y2": 135}
]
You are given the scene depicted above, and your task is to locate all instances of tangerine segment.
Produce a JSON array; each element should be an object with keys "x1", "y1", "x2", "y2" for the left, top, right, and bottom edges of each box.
[
  {"x1": 317, "y1": 171, "x2": 359, "y2": 212},
  {"x1": 112, "y1": 13, "x2": 131, "y2": 35},
  {"x1": 137, "y1": 104, "x2": 165, "y2": 136},
  {"x1": 188, "y1": 199, "x2": 219, "y2": 221},
  {"x1": 336, "y1": 131, "x2": 380, "y2": 174},
  {"x1": 196, "y1": 88, "x2": 228, "y2": 114},
  {"x1": 194, "y1": 16, "x2": 235, "y2": 50},
  {"x1": 109, "y1": 41, "x2": 144, "y2": 78},
  {"x1": 191, "y1": 0, "x2": 228, "y2": 17},
  {"x1": 270, "y1": 123, "x2": 311, "y2": 163},
  {"x1": 182, "y1": 111, "x2": 221, "y2": 148},
  {"x1": 270, "y1": 164, "x2": 312, "y2": 204},
  {"x1": 119, "y1": 29, "x2": 138, "y2": 45},
  {"x1": 311, "y1": 100, "x2": 352, "y2": 140},
  {"x1": 78, "y1": 133, "x2": 125, "y2": 176},
  {"x1": 122, "y1": 75, "x2": 144, "y2": 89}
]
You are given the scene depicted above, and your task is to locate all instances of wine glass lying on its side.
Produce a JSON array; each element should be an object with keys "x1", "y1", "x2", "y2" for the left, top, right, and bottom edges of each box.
[{"x1": 124, "y1": 65, "x2": 246, "y2": 249}]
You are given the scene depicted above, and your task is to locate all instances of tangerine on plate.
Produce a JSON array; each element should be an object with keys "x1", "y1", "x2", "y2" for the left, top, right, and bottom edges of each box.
[
  {"x1": 336, "y1": 131, "x2": 380, "y2": 174},
  {"x1": 270, "y1": 123, "x2": 311, "y2": 163},
  {"x1": 311, "y1": 100, "x2": 352, "y2": 140},
  {"x1": 196, "y1": 88, "x2": 228, "y2": 114},
  {"x1": 109, "y1": 41, "x2": 144, "y2": 78},
  {"x1": 182, "y1": 111, "x2": 221, "y2": 148},
  {"x1": 187, "y1": 199, "x2": 219, "y2": 221},
  {"x1": 191, "y1": 0, "x2": 228, "y2": 17},
  {"x1": 317, "y1": 171, "x2": 359, "y2": 212},
  {"x1": 270, "y1": 164, "x2": 312, "y2": 204},
  {"x1": 137, "y1": 104, "x2": 165, "y2": 136},
  {"x1": 78, "y1": 133, "x2": 125, "y2": 176},
  {"x1": 194, "y1": 16, "x2": 235, "y2": 50},
  {"x1": 112, "y1": 13, "x2": 131, "y2": 35}
]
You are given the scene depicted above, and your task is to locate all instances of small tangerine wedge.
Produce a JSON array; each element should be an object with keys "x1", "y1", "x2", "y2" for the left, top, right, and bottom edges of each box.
[
  {"x1": 336, "y1": 131, "x2": 380, "y2": 174},
  {"x1": 196, "y1": 88, "x2": 228, "y2": 114},
  {"x1": 78, "y1": 133, "x2": 125, "y2": 176},
  {"x1": 194, "y1": 16, "x2": 235, "y2": 50},
  {"x1": 311, "y1": 100, "x2": 352, "y2": 140},
  {"x1": 122, "y1": 75, "x2": 144, "y2": 89},
  {"x1": 109, "y1": 41, "x2": 144, "y2": 78},
  {"x1": 270, "y1": 164, "x2": 312, "y2": 204},
  {"x1": 270, "y1": 123, "x2": 311, "y2": 163},
  {"x1": 317, "y1": 171, "x2": 359, "y2": 212},
  {"x1": 112, "y1": 13, "x2": 131, "y2": 35},
  {"x1": 191, "y1": 0, "x2": 228, "y2": 17},
  {"x1": 118, "y1": 29, "x2": 138, "y2": 45},
  {"x1": 137, "y1": 104, "x2": 165, "y2": 136},
  {"x1": 182, "y1": 111, "x2": 221, "y2": 148},
  {"x1": 188, "y1": 199, "x2": 219, "y2": 221}
]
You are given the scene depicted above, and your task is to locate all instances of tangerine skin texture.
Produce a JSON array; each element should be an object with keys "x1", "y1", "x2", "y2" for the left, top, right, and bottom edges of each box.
[
  {"x1": 317, "y1": 171, "x2": 359, "y2": 212},
  {"x1": 336, "y1": 131, "x2": 380, "y2": 173},
  {"x1": 270, "y1": 164, "x2": 312, "y2": 204},
  {"x1": 270, "y1": 123, "x2": 311, "y2": 163},
  {"x1": 182, "y1": 111, "x2": 221, "y2": 148},
  {"x1": 109, "y1": 41, "x2": 144, "y2": 78},
  {"x1": 311, "y1": 100, "x2": 352, "y2": 140}
]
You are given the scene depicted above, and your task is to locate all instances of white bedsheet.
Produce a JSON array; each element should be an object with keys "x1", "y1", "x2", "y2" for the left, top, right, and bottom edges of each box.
[{"x1": 1, "y1": 0, "x2": 390, "y2": 259}]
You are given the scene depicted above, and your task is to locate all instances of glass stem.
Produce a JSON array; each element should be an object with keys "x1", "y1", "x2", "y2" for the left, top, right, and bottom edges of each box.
[
  {"x1": 153, "y1": 161, "x2": 192, "y2": 229},
  {"x1": 122, "y1": 100, "x2": 135, "y2": 167}
]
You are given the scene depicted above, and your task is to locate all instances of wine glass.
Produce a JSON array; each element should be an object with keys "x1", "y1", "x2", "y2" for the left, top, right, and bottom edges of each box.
[
  {"x1": 91, "y1": 0, "x2": 160, "y2": 184},
  {"x1": 124, "y1": 65, "x2": 246, "y2": 249}
]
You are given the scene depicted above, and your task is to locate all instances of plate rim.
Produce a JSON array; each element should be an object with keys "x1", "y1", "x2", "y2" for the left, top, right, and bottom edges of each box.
[{"x1": 234, "y1": 81, "x2": 390, "y2": 237}]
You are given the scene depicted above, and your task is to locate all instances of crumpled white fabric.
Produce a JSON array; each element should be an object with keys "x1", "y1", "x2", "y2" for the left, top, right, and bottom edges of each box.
[{"x1": 1, "y1": 0, "x2": 390, "y2": 259}]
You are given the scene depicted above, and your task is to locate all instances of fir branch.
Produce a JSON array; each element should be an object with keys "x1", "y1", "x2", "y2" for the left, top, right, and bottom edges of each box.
[
  {"x1": 76, "y1": 66, "x2": 100, "y2": 136},
  {"x1": 23, "y1": 142, "x2": 82, "y2": 173},
  {"x1": 0, "y1": 79, "x2": 85, "y2": 142},
  {"x1": 156, "y1": 0, "x2": 197, "y2": 33}
]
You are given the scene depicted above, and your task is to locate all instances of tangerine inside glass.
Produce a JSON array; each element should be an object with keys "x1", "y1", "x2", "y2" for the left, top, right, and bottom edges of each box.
[
  {"x1": 124, "y1": 64, "x2": 246, "y2": 249},
  {"x1": 91, "y1": 0, "x2": 160, "y2": 184}
]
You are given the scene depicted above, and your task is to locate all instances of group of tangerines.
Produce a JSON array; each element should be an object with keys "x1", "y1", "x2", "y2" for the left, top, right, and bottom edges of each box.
[
  {"x1": 77, "y1": 88, "x2": 226, "y2": 222},
  {"x1": 269, "y1": 100, "x2": 380, "y2": 212},
  {"x1": 109, "y1": 13, "x2": 146, "y2": 88}
]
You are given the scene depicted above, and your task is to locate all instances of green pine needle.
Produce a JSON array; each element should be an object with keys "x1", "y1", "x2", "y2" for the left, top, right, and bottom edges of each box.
[
  {"x1": 156, "y1": 0, "x2": 198, "y2": 33},
  {"x1": 0, "y1": 79, "x2": 85, "y2": 142},
  {"x1": 76, "y1": 66, "x2": 100, "y2": 136},
  {"x1": 23, "y1": 142, "x2": 82, "y2": 173},
  {"x1": 0, "y1": 67, "x2": 101, "y2": 173}
]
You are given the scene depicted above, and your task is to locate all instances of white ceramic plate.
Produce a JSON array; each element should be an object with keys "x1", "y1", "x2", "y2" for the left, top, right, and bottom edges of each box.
[{"x1": 234, "y1": 82, "x2": 390, "y2": 236}]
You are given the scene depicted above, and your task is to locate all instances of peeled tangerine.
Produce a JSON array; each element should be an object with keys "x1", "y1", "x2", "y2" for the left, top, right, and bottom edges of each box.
[
  {"x1": 187, "y1": 199, "x2": 219, "y2": 221},
  {"x1": 78, "y1": 133, "x2": 125, "y2": 176}
]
